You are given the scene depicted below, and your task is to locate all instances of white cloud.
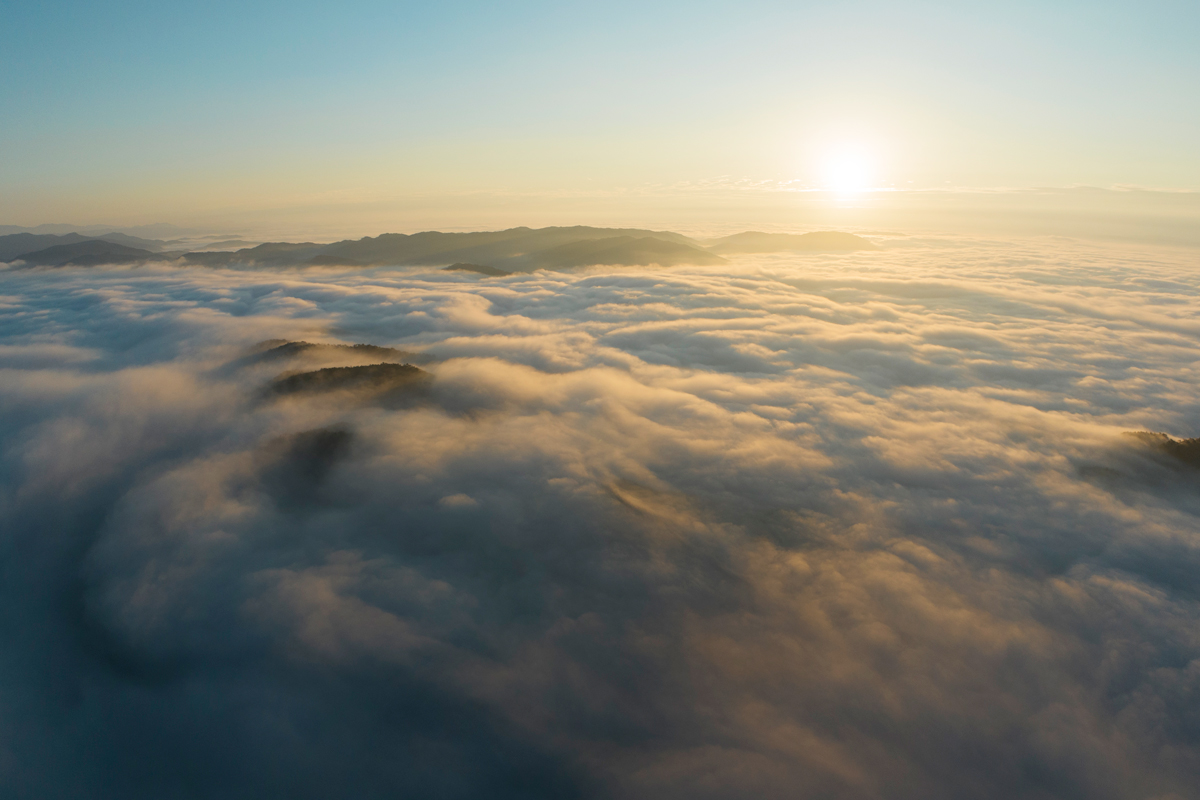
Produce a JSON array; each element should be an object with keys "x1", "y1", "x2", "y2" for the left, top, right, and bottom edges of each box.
[
  {"x1": 439, "y1": 493, "x2": 479, "y2": 508},
  {"x1": 2, "y1": 238, "x2": 1200, "y2": 798}
]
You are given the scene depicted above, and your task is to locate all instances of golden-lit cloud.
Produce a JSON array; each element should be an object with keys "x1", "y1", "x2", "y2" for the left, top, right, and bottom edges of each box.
[{"x1": 2, "y1": 237, "x2": 1200, "y2": 797}]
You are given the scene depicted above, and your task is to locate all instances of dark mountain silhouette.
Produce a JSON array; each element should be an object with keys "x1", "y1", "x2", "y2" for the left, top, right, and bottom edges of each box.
[
  {"x1": 444, "y1": 263, "x2": 511, "y2": 276},
  {"x1": 183, "y1": 226, "x2": 707, "y2": 271},
  {"x1": 318, "y1": 225, "x2": 700, "y2": 268},
  {"x1": 318, "y1": 228, "x2": 541, "y2": 265},
  {"x1": 1127, "y1": 431, "x2": 1200, "y2": 469},
  {"x1": 0, "y1": 233, "x2": 91, "y2": 261},
  {"x1": 525, "y1": 236, "x2": 727, "y2": 269},
  {"x1": 249, "y1": 340, "x2": 434, "y2": 366},
  {"x1": 10, "y1": 226, "x2": 873, "y2": 269},
  {"x1": 266, "y1": 363, "x2": 431, "y2": 404},
  {"x1": 91, "y1": 231, "x2": 167, "y2": 251},
  {"x1": 704, "y1": 231, "x2": 877, "y2": 254},
  {"x1": 219, "y1": 340, "x2": 434, "y2": 378},
  {"x1": 1080, "y1": 431, "x2": 1200, "y2": 491},
  {"x1": 11, "y1": 240, "x2": 157, "y2": 266},
  {"x1": 1, "y1": 232, "x2": 168, "y2": 261}
]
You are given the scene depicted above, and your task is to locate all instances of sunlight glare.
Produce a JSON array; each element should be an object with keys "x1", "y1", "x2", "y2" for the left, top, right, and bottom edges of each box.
[{"x1": 821, "y1": 145, "x2": 875, "y2": 193}]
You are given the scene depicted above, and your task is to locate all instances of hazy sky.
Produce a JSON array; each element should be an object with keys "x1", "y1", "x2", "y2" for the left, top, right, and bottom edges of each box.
[{"x1": 2, "y1": 0, "x2": 1198, "y2": 228}]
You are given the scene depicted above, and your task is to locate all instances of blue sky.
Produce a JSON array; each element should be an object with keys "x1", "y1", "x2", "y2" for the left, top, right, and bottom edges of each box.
[{"x1": 1, "y1": 0, "x2": 1197, "y2": 227}]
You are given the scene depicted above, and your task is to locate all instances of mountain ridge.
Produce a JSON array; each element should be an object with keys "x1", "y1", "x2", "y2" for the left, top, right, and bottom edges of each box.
[
  {"x1": 9, "y1": 239, "x2": 158, "y2": 267},
  {"x1": 2, "y1": 225, "x2": 879, "y2": 269},
  {"x1": 0, "y1": 232, "x2": 166, "y2": 261}
]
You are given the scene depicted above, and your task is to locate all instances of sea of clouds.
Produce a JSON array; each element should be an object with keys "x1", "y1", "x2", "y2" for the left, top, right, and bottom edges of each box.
[{"x1": 2, "y1": 235, "x2": 1200, "y2": 799}]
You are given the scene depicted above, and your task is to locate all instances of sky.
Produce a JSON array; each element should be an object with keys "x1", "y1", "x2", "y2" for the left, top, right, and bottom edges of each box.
[{"x1": 2, "y1": 0, "x2": 1198, "y2": 231}]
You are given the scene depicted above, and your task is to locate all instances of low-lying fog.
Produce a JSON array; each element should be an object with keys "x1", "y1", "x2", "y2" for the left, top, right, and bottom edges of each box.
[{"x1": 2, "y1": 233, "x2": 1200, "y2": 799}]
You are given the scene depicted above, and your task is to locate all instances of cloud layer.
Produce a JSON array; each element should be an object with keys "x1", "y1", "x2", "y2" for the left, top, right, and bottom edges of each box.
[{"x1": 3, "y1": 236, "x2": 1200, "y2": 799}]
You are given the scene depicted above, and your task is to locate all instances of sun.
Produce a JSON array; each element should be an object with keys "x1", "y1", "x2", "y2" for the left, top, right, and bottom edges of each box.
[{"x1": 820, "y1": 145, "x2": 874, "y2": 193}]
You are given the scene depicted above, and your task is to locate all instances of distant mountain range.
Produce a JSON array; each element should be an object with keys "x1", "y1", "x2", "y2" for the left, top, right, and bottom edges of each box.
[
  {"x1": 11, "y1": 240, "x2": 159, "y2": 267},
  {"x1": 0, "y1": 232, "x2": 168, "y2": 261},
  {"x1": 0, "y1": 226, "x2": 877, "y2": 270},
  {"x1": 277, "y1": 226, "x2": 710, "y2": 271}
]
